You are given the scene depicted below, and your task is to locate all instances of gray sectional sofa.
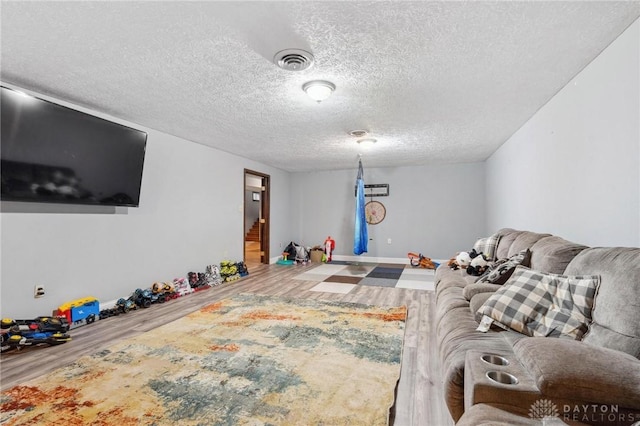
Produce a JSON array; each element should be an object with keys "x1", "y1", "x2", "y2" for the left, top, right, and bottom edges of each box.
[{"x1": 434, "y1": 228, "x2": 640, "y2": 425}]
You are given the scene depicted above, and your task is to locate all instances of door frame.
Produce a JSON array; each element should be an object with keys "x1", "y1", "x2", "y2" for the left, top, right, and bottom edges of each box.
[{"x1": 244, "y1": 169, "x2": 270, "y2": 264}]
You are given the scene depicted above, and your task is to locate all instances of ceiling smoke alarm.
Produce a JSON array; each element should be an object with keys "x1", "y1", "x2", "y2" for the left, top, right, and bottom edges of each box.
[
  {"x1": 348, "y1": 130, "x2": 369, "y2": 138},
  {"x1": 273, "y1": 49, "x2": 314, "y2": 71}
]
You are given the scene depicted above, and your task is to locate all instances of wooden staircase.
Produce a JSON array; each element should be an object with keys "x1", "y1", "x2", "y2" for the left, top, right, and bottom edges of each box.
[{"x1": 245, "y1": 219, "x2": 260, "y2": 242}]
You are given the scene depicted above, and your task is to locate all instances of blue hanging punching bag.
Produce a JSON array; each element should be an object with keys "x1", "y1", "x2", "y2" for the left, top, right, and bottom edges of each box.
[{"x1": 354, "y1": 159, "x2": 368, "y2": 255}]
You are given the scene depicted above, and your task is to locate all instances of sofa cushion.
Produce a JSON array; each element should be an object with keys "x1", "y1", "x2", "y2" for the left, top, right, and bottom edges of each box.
[
  {"x1": 435, "y1": 264, "x2": 474, "y2": 290},
  {"x1": 507, "y1": 231, "x2": 551, "y2": 257},
  {"x1": 469, "y1": 292, "x2": 493, "y2": 323},
  {"x1": 477, "y1": 249, "x2": 531, "y2": 285},
  {"x1": 529, "y1": 236, "x2": 588, "y2": 275},
  {"x1": 564, "y1": 247, "x2": 640, "y2": 358},
  {"x1": 513, "y1": 337, "x2": 640, "y2": 409},
  {"x1": 473, "y1": 232, "x2": 501, "y2": 261},
  {"x1": 463, "y1": 282, "x2": 502, "y2": 301},
  {"x1": 581, "y1": 323, "x2": 640, "y2": 359},
  {"x1": 494, "y1": 228, "x2": 522, "y2": 260},
  {"x1": 478, "y1": 266, "x2": 599, "y2": 340}
]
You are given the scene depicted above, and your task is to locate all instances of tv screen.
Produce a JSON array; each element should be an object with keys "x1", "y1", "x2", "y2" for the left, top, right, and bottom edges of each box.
[{"x1": 1, "y1": 86, "x2": 147, "y2": 207}]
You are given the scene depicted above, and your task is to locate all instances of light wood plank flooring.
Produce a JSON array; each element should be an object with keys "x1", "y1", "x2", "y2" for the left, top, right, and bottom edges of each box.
[
  {"x1": 0, "y1": 263, "x2": 453, "y2": 426},
  {"x1": 244, "y1": 240, "x2": 262, "y2": 270}
]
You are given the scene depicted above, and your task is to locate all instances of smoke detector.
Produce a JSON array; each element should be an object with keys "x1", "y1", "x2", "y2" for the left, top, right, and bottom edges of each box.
[
  {"x1": 273, "y1": 49, "x2": 314, "y2": 71},
  {"x1": 348, "y1": 130, "x2": 369, "y2": 138}
]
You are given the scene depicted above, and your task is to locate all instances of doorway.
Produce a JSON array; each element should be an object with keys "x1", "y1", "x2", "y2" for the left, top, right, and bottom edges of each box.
[{"x1": 244, "y1": 169, "x2": 270, "y2": 269}]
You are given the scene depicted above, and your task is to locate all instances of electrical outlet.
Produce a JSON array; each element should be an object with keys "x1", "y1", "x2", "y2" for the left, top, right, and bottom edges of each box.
[
  {"x1": 387, "y1": 238, "x2": 392, "y2": 245},
  {"x1": 34, "y1": 285, "x2": 45, "y2": 298}
]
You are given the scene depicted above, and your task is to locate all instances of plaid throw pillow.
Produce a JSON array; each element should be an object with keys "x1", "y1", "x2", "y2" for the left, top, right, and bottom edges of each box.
[
  {"x1": 473, "y1": 233, "x2": 501, "y2": 261},
  {"x1": 477, "y1": 249, "x2": 531, "y2": 284},
  {"x1": 478, "y1": 266, "x2": 600, "y2": 340}
]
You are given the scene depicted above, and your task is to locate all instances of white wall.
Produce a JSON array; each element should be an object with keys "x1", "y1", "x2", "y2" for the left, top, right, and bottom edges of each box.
[
  {"x1": 486, "y1": 19, "x2": 640, "y2": 247},
  {"x1": 290, "y1": 162, "x2": 486, "y2": 261},
  {"x1": 1, "y1": 94, "x2": 292, "y2": 318}
]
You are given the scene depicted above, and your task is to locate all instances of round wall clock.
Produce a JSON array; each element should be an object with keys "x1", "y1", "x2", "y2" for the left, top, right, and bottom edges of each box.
[{"x1": 365, "y1": 200, "x2": 386, "y2": 225}]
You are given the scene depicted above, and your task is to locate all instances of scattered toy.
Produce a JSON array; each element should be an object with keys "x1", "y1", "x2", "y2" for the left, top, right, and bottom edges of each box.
[
  {"x1": 1, "y1": 317, "x2": 71, "y2": 352},
  {"x1": 408, "y1": 252, "x2": 438, "y2": 269}
]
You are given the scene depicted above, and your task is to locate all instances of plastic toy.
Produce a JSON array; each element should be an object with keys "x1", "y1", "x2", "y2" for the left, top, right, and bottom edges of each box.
[
  {"x1": 152, "y1": 282, "x2": 178, "y2": 300},
  {"x1": 1, "y1": 317, "x2": 71, "y2": 352},
  {"x1": 99, "y1": 307, "x2": 119, "y2": 319},
  {"x1": 130, "y1": 288, "x2": 159, "y2": 308},
  {"x1": 173, "y1": 277, "x2": 194, "y2": 297},
  {"x1": 236, "y1": 261, "x2": 249, "y2": 277},
  {"x1": 276, "y1": 253, "x2": 294, "y2": 265},
  {"x1": 115, "y1": 297, "x2": 138, "y2": 314},
  {"x1": 220, "y1": 261, "x2": 240, "y2": 282},
  {"x1": 1, "y1": 330, "x2": 71, "y2": 352},
  {"x1": 408, "y1": 252, "x2": 438, "y2": 269},
  {"x1": 205, "y1": 265, "x2": 223, "y2": 286},
  {"x1": 324, "y1": 236, "x2": 335, "y2": 262},
  {"x1": 55, "y1": 297, "x2": 99, "y2": 328},
  {"x1": 1, "y1": 316, "x2": 69, "y2": 333},
  {"x1": 188, "y1": 272, "x2": 209, "y2": 289}
]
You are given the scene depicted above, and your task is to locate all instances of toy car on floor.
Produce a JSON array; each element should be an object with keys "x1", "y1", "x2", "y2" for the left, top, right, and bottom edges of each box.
[
  {"x1": 152, "y1": 282, "x2": 178, "y2": 300},
  {"x1": 173, "y1": 278, "x2": 194, "y2": 297},
  {"x1": 1, "y1": 316, "x2": 70, "y2": 333},
  {"x1": 1, "y1": 317, "x2": 71, "y2": 352},
  {"x1": 1, "y1": 331, "x2": 71, "y2": 352},
  {"x1": 116, "y1": 297, "x2": 138, "y2": 314},
  {"x1": 55, "y1": 297, "x2": 100, "y2": 328}
]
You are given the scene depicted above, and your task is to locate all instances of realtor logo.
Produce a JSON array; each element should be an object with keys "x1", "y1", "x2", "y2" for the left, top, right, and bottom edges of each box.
[
  {"x1": 529, "y1": 399, "x2": 560, "y2": 420},
  {"x1": 530, "y1": 400, "x2": 640, "y2": 424}
]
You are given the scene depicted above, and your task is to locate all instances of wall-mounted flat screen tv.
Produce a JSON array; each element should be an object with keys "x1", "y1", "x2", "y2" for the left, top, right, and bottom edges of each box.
[{"x1": 1, "y1": 86, "x2": 147, "y2": 207}]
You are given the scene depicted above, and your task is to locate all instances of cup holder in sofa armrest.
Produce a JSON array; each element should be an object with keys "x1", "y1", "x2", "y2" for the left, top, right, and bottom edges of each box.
[
  {"x1": 486, "y1": 371, "x2": 519, "y2": 385},
  {"x1": 464, "y1": 349, "x2": 540, "y2": 412},
  {"x1": 480, "y1": 354, "x2": 509, "y2": 366}
]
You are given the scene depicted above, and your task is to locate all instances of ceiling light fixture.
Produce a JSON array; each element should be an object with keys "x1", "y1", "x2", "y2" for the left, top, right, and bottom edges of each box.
[
  {"x1": 302, "y1": 80, "x2": 335, "y2": 102},
  {"x1": 357, "y1": 138, "x2": 377, "y2": 146},
  {"x1": 348, "y1": 130, "x2": 369, "y2": 138}
]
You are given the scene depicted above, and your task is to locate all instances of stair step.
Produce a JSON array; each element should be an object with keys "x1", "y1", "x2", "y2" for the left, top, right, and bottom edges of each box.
[{"x1": 245, "y1": 219, "x2": 260, "y2": 242}]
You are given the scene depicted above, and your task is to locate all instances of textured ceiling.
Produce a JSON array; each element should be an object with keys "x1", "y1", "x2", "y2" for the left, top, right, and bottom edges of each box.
[{"x1": 2, "y1": 2, "x2": 639, "y2": 172}]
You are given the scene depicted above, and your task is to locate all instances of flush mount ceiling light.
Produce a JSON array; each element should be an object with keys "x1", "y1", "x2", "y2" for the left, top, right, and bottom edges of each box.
[
  {"x1": 302, "y1": 80, "x2": 336, "y2": 102},
  {"x1": 357, "y1": 138, "x2": 377, "y2": 146},
  {"x1": 273, "y1": 48, "x2": 314, "y2": 71},
  {"x1": 348, "y1": 130, "x2": 369, "y2": 138}
]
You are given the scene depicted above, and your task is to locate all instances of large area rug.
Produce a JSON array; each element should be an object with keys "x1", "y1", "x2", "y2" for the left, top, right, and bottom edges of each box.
[
  {"x1": 0, "y1": 294, "x2": 406, "y2": 426},
  {"x1": 294, "y1": 262, "x2": 436, "y2": 294}
]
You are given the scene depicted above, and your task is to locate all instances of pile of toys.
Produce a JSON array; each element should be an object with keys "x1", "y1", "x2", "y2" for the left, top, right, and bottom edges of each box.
[
  {"x1": 1, "y1": 262, "x2": 248, "y2": 352},
  {"x1": 1, "y1": 316, "x2": 71, "y2": 353},
  {"x1": 220, "y1": 260, "x2": 248, "y2": 282},
  {"x1": 100, "y1": 264, "x2": 226, "y2": 318}
]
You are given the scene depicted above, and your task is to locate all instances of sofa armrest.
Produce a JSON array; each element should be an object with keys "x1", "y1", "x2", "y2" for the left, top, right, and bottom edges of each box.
[{"x1": 513, "y1": 337, "x2": 640, "y2": 409}]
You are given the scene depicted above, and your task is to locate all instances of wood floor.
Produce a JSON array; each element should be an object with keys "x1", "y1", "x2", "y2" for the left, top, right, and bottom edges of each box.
[
  {"x1": 0, "y1": 263, "x2": 454, "y2": 426},
  {"x1": 244, "y1": 240, "x2": 262, "y2": 270}
]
